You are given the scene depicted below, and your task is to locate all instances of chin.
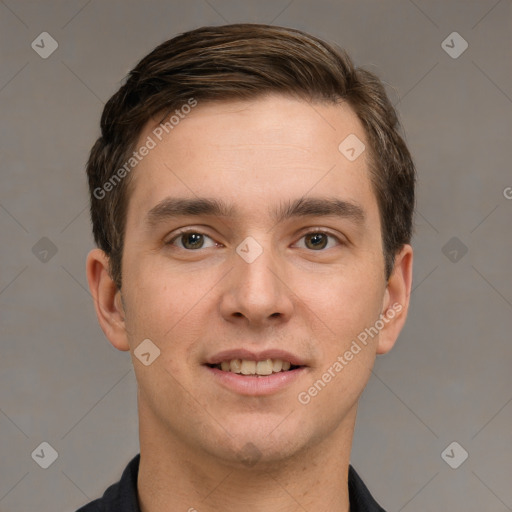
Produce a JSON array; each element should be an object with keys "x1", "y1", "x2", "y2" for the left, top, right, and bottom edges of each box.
[{"x1": 198, "y1": 416, "x2": 314, "y2": 468}]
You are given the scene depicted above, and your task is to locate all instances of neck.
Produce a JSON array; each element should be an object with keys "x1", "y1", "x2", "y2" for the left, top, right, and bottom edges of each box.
[{"x1": 137, "y1": 404, "x2": 357, "y2": 512}]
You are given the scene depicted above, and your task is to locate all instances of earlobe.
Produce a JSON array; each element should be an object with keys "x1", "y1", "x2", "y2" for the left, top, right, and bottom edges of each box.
[
  {"x1": 86, "y1": 248, "x2": 130, "y2": 351},
  {"x1": 376, "y1": 244, "x2": 413, "y2": 355}
]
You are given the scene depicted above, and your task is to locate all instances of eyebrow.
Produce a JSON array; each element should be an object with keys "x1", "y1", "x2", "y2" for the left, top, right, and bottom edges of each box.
[
  {"x1": 274, "y1": 196, "x2": 365, "y2": 225},
  {"x1": 145, "y1": 195, "x2": 366, "y2": 228}
]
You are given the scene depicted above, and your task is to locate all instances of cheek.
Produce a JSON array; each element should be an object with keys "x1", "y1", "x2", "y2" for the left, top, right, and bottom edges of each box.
[
  {"x1": 307, "y1": 268, "x2": 383, "y2": 335},
  {"x1": 123, "y1": 259, "x2": 215, "y2": 383},
  {"x1": 123, "y1": 266, "x2": 203, "y2": 395},
  {"x1": 125, "y1": 257, "x2": 199, "y2": 335},
  {"x1": 297, "y1": 291, "x2": 382, "y2": 419},
  {"x1": 300, "y1": 275, "x2": 385, "y2": 399}
]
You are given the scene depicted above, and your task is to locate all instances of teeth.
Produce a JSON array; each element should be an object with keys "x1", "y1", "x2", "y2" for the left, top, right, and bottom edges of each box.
[
  {"x1": 215, "y1": 358, "x2": 297, "y2": 375},
  {"x1": 230, "y1": 359, "x2": 242, "y2": 373},
  {"x1": 240, "y1": 360, "x2": 256, "y2": 375},
  {"x1": 256, "y1": 359, "x2": 273, "y2": 375},
  {"x1": 272, "y1": 359, "x2": 283, "y2": 372}
]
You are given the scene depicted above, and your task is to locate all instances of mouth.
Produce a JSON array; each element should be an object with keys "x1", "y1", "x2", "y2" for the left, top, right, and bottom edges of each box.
[
  {"x1": 204, "y1": 349, "x2": 308, "y2": 395},
  {"x1": 206, "y1": 358, "x2": 302, "y2": 376}
]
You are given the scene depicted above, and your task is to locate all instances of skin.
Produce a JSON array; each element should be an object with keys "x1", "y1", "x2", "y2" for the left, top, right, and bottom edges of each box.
[{"x1": 87, "y1": 94, "x2": 413, "y2": 512}]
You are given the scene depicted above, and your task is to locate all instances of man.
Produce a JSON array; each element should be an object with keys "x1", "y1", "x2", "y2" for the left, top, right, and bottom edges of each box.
[{"x1": 80, "y1": 23, "x2": 414, "y2": 512}]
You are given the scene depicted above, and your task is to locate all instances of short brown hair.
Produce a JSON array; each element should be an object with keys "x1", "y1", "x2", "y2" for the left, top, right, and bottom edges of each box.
[{"x1": 86, "y1": 23, "x2": 415, "y2": 289}]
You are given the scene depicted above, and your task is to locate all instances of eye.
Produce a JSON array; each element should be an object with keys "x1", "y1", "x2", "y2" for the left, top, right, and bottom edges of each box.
[
  {"x1": 167, "y1": 230, "x2": 218, "y2": 250},
  {"x1": 295, "y1": 231, "x2": 341, "y2": 251}
]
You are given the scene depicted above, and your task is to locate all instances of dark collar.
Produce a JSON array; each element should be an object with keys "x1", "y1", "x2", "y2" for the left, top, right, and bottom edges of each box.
[{"x1": 76, "y1": 453, "x2": 386, "y2": 511}]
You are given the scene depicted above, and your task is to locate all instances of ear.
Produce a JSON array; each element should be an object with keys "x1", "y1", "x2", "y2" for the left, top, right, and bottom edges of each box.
[
  {"x1": 376, "y1": 244, "x2": 413, "y2": 355},
  {"x1": 86, "y1": 248, "x2": 130, "y2": 351}
]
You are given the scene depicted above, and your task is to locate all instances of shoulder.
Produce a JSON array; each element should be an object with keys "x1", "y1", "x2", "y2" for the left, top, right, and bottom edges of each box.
[
  {"x1": 75, "y1": 454, "x2": 141, "y2": 512},
  {"x1": 348, "y1": 464, "x2": 387, "y2": 512}
]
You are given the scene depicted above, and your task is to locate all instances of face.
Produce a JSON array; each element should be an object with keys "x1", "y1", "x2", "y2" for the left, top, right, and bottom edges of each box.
[{"x1": 89, "y1": 94, "x2": 412, "y2": 467}]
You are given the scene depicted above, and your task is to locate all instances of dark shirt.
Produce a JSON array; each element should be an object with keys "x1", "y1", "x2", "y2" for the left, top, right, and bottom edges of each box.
[{"x1": 76, "y1": 454, "x2": 386, "y2": 511}]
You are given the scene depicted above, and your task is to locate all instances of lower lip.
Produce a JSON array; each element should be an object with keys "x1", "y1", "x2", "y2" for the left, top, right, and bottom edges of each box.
[{"x1": 205, "y1": 366, "x2": 307, "y2": 396}]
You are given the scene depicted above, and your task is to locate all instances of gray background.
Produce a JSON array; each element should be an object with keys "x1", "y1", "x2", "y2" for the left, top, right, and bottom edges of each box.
[{"x1": 1, "y1": 0, "x2": 511, "y2": 510}]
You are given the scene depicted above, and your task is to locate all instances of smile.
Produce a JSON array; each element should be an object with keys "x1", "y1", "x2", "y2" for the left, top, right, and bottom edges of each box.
[{"x1": 208, "y1": 358, "x2": 300, "y2": 376}]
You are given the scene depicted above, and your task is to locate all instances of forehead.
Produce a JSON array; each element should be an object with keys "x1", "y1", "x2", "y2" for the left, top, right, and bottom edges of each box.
[{"x1": 125, "y1": 94, "x2": 378, "y2": 228}]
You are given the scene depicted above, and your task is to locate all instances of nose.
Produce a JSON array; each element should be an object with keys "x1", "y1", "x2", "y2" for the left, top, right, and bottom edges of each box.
[{"x1": 219, "y1": 238, "x2": 294, "y2": 327}]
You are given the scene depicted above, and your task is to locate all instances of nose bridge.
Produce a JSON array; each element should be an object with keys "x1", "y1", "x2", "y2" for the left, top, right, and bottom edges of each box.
[
  {"x1": 236, "y1": 233, "x2": 280, "y2": 300},
  {"x1": 221, "y1": 233, "x2": 292, "y2": 323}
]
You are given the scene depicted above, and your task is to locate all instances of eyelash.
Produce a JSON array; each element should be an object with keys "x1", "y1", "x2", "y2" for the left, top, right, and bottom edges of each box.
[{"x1": 166, "y1": 229, "x2": 343, "y2": 251}]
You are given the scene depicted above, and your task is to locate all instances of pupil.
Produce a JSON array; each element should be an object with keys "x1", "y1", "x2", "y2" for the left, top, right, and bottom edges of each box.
[
  {"x1": 183, "y1": 233, "x2": 203, "y2": 249},
  {"x1": 306, "y1": 233, "x2": 327, "y2": 250}
]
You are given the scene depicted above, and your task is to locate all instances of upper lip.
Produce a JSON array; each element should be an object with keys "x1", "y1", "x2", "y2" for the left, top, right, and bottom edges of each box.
[{"x1": 205, "y1": 349, "x2": 307, "y2": 367}]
